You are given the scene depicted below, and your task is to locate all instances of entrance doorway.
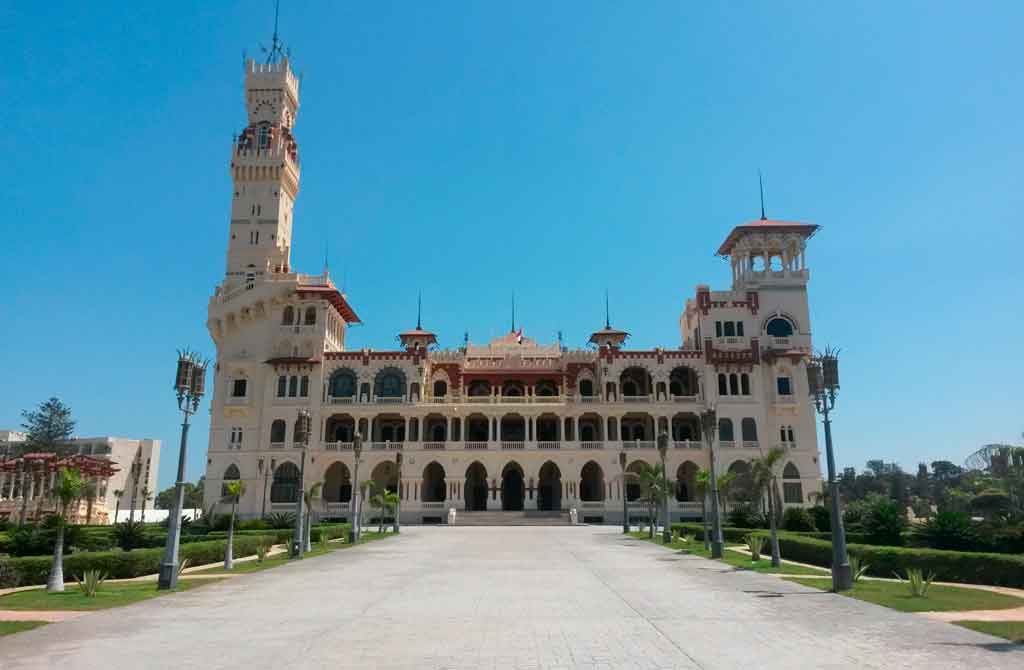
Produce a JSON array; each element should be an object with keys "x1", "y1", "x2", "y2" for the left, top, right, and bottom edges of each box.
[
  {"x1": 464, "y1": 462, "x2": 488, "y2": 512},
  {"x1": 501, "y1": 462, "x2": 525, "y2": 511},
  {"x1": 537, "y1": 461, "x2": 562, "y2": 511}
]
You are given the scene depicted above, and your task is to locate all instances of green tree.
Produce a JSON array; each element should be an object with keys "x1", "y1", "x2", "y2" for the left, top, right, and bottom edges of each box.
[
  {"x1": 46, "y1": 467, "x2": 85, "y2": 593},
  {"x1": 112, "y1": 488, "x2": 125, "y2": 524},
  {"x1": 369, "y1": 483, "x2": 399, "y2": 535},
  {"x1": 634, "y1": 462, "x2": 667, "y2": 539},
  {"x1": 21, "y1": 397, "x2": 75, "y2": 452},
  {"x1": 751, "y1": 448, "x2": 785, "y2": 567},
  {"x1": 139, "y1": 486, "x2": 152, "y2": 523},
  {"x1": 222, "y1": 480, "x2": 246, "y2": 570},
  {"x1": 716, "y1": 471, "x2": 736, "y2": 519}
]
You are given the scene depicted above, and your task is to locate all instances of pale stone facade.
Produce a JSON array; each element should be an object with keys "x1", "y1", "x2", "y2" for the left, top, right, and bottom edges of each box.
[{"x1": 203, "y1": 57, "x2": 824, "y2": 524}]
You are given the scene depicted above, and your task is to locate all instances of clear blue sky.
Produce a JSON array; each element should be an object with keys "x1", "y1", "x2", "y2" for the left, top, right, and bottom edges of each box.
[{"x1": 2, "y1": 2, "x2": 1021, "y2": 491}]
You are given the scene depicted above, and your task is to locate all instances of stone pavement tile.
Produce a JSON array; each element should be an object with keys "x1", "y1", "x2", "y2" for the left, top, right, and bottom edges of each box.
[{"x1": 0, "y1": 527, "x2": 1021, "y2": 669}]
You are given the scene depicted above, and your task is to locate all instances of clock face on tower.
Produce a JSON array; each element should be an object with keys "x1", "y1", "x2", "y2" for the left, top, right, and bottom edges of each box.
[{"x1": 249, "y1": 99, "x2": 280, "y2": 124}]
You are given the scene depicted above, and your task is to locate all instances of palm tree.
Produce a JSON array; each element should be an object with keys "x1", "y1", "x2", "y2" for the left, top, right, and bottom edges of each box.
[
  {"x1": 358, "y1": 479, "x2": 374, "y2": 536},
  {"x1": 637, "y1": 462, "x2": 668, "y2": 539},
  {"x1": 303, "y1": 482, "x2": 322, "y2": 552},
  {"x1": 46, "y1": 467, "x2": 85, "y2": 592},
  {"x1": 139, "y1": 486, "x2": 152, "y2": 523},
  {"x1": 695, "y1": 468, "x2": 711, "y2": 550},
  {"x1": 717, "y1": 471, "x2": 736, "y2": 519},
  {"x1": 222, "y1": 480, "x2": 246, "y2": 570},
  {"x1": 82, "y1": 479, "x2": 98, "y2": 525},
  {"x1": 368, "y1": 482, "x2": 399, "y2": 534},
  {"x1": 751, "y1": 448, "x2": 786, "y2": 567},
  {"x1": 112, "y1": 488, "x2": 124, "y2": 524}
]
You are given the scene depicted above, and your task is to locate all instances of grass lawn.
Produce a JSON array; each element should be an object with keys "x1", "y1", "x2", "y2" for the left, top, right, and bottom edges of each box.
[
  {"x1": 0, "y1": 579, "x2": 216, "y2": 612},
  {"x1": 786, "y1": 577, "x2": 1024, "y2": 613},
  {"x1": 0, "y1": 621, "x2": 48, "y2": 637},
  {"x1": 953, "y1": 621, "x2": 1024, "y2": 643},
  {"x1": 629, "y1": 531, "x2": 828, "y2": 576},
  {"x1": 193, "y1": 530, "x2": 393, "y2": 575}
]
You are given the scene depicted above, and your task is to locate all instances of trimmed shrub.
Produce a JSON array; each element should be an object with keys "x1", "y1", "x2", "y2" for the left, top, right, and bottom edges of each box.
[
  {"x1": 773, "y1": 534, "x2": 1024, "y2": 588},
  {"x1": 0, "y1": 533, "x2": 279, "y2": 588},
  {"x1": 913, "y1": 511, "x2": 978, "y2": 551},
  {"x1": 782, "y1": 508, "x2": 816, "y2": 532}
]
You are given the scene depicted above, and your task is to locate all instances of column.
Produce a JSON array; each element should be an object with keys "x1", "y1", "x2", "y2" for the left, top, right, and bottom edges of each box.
[
  {"x1": 0, "y1": 471, "x2": 7, "y2": 500},
  {"x1": 27, "y1": 471, "x2": 36, "y2": 501}
]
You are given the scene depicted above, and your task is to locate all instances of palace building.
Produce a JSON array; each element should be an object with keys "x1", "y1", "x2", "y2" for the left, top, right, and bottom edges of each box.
[{"x1": 202, "y1": 54, "x2": 824, "y2": 525}]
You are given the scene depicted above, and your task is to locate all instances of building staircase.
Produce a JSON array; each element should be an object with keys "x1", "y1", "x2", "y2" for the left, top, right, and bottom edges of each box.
[{"x1": 453, "y1": 510, "x2": 570, "y2": 526}]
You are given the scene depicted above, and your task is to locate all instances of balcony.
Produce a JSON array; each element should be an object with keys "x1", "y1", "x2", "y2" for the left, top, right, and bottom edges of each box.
[
  {"x1": 327, "y1": 396, "x2": 356, "y2": 405},
  {"x1": 742, "y1": 441, "x2": 760, "y2": 449},
  {"x1": 422, "y1": 441, "x2": 446, "y2": 450},
  {"x1": 779, "y1": 441, "x2": 797, "y2": 450},
  {"x1": 622, "y1": 395, "x2": 650, "y2": 403},
  {"x1": 670, "y1": 394, "x2": 700, "y2": 403},
  {"x1": 501, "y1": 441, "x2": 526, "y2": 450},
  {"x1": 580, "y1": 441, "x2": 604, "y2": 450},
  {"x1": 464, "y1": 441, "x2": 488, "y2": 450},
  {"x1": 280, "y1": 324, "x2": 317, "y2": 335},
  {"x1": 269, "y1": 442, "x2": 285, "y2": 450},
  {"x1": 374, "y1": 396, "x2": 407, "y2": 405},
  {"x1": 225, "y1": 396, "x2": 249, "y2": 406},
  {"x1": 371, "y1": 441, "x2": 403, "y2": 450},
  {"x1": 536, "y1": 441, "x2": 560, "y2": 450},
  {"x1": 622, "y1": 440, "x2": 656, "y2": 449},
  {"x1": 575, "y1": 395, "x2": 599, "y2": 403},
  {"x1": 774, "y1": 395, "x2": 798, "y2": 406},
  {"x1": 673, "y1": 440, "x2": 702, "y2": 449},
  {"x1": 461, "y1": 395, "x2": 566, "y2": 405},
  {"x1": 719, "y1": 440, "x2": 737, "y2": 448},
  {"x1": 323, "y1": 441, "x2": 353, "y2": 451}
]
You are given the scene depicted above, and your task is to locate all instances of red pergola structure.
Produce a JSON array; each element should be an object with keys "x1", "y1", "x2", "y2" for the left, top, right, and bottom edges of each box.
[{"x1": 0, "y1": 453, "x2": 120, "y2": 525}]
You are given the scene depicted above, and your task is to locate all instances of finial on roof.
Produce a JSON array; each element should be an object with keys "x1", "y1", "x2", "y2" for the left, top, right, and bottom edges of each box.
[
  {"x1": 323, "y1": 237, "x2": 329, "y2": 276},
  {"x1": 262, "y1": 0, "x2": 287, "y2": 64},
  {"x1": 759, "y1": 170, "x2": 767, "y2": 221},
  {"x1": 416, "y1": 291, "x2": 422, "y2": 330},
  {"x1": 604, "y1": 289, "x2": 611, "y2": 329},
  {"x1": 511, "y1": 292, "x2": 516, "y2": 333}
]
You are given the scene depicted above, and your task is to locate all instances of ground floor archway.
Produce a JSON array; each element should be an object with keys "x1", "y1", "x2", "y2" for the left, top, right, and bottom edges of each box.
[
  {"x1": 465, "y1": 462, "x2": 488, "y2": 511},
  {"x1": 537, "y1": 461, "x2": 562, "y2": 511},
  {"x1": 501, "y1": 462, "x2": 525, "y2": 511}
]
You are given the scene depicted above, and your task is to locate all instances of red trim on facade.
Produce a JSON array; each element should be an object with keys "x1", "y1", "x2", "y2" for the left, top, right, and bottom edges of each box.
[{"x1": 294, "y1": 286, "x2": 361, "y2": 323}]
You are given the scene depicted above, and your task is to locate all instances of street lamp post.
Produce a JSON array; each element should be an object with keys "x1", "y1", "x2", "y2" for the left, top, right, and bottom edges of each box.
[
  {"x1": 657, "y1": 430, "x2": 671, "y2": 544},
  {"x1": 619, "y1": 451, "x2": 628, "y2": 533},
  {"x1": 393, "y1": 451, "x2": 403, "y2": 534},
  {"x1": 291, "y1": 408, "x2": 311, "y2": 558},
  {"x1": 260, "y1": 457, "x2": 273, "y2": 519},
  {"x1": 700, "y1": 405, "x2": 724, "y2": 558},
  {"x1": 158, "y1": 350, "x2": 207, "y2": 590},
  {"x1": 808, "y1": 348, "x2": 852, "y2": 591},
  {"x1": 348, "y1": 432, "x2": 363, "y2": 543}
]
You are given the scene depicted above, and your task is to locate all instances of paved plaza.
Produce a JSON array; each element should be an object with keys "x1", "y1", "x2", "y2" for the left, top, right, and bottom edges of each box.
[{"x1": 2, "y1": 526, "x2": 1021, "y2": 669}]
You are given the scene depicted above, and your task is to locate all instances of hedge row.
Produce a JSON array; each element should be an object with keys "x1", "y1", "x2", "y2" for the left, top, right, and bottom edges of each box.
[
  {"x1": 671, "y1": 523, "x2": 872, "y2": 546},
  {"x1": 203, "y1": 524, "x2": 350, "y2": 545},
  {"x1": 764, "y1": 534, "x2": 1024, "y2": 588},
  {"x1": 0, "y1": 534, "x2": 278, "y2": 588}
]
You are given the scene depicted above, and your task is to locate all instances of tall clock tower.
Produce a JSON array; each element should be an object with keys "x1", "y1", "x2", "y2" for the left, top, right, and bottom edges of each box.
[{"x1": 225, "y1": 58, "x2": 302, "y2": 286}]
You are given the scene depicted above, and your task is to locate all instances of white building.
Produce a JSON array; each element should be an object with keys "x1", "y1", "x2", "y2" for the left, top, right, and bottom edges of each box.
[
  {"x1": 0, "y1": 433, "x2": 160, "y2": 524},
  {"x1": 202, "y1": 55, "x2": 824, "y2": 525}
]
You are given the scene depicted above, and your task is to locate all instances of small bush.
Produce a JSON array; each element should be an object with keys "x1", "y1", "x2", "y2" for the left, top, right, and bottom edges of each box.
[
  {"x1": 745, "y1": 534, "x2": 765, "y2": 561},
  {"x1": 728, "y1": 504, "x2": 766, "y2": 529},
  {"x1": 861, "y1": 499, "x2": 907, "y2": 546},
  {"x1": 782, "y1": 508, "x2": 816, "y2": 532},
  {"x1": 849, "y1": 555, "x2": 870, "y2": 583},
  {"x1": 266, "y1": 513, "x2": 296, "y2": 529},
  {"x1": 896, "y1": 568, "x2": 934, "y2": 597},
  {"x1": 112, "y1": 521, "x2": 147, "y2": 551},
  {"x1": 76, "y1": 569, "x2": 106, "y2": 597},
  {"x1": 255, "y1": 541, "x2": 271, "y2": 563},
  {"x1": 914, "y1": 511, "x2": 978, "y2": 551},
  {"x1": 809, "y1": 506, "x2": 831, "y2": 532}
]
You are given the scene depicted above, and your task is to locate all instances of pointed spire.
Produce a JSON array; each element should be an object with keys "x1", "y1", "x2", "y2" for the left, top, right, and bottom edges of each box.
[
  {"x1": 604, "y1": 289, "x2": 611, "y2": 328},
  {"x1": 416, "y1": 291, "x2": 422, "y2": 330},
  {"x1": 511, "y1": 292, "x2": 516, "y2": 332},
  {"x1": 323, "y1": 237, "x2": 329, "y2": 276},
  {"x1": 759, "y1": 170, "x2": 767, "y2": 221}
]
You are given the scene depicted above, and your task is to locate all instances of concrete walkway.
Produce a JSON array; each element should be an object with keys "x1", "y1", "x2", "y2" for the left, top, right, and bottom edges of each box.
[{"x1": 1, "y1": 527, "x2": 1020, "y2": 668}]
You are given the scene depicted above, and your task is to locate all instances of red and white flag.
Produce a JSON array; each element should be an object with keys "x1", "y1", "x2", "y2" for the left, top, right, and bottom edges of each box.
[{"x1": 515, "y1": 328, "x2": 523, "y2": 344}]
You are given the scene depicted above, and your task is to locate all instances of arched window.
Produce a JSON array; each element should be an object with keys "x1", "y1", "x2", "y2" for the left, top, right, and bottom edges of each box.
[
  {"x1": 729, "y1": 374, "x2": 739, "y2": 396},
  {"x1": 579, "y1": 379, "x2": 594, "y2": 397},
  {"x1": 723, "y1": 322, "x2": 736, "y2": 337},
  {"x1": 765, "y1": 317, "x2": 795, "y2": 337},
  {"x1": 299, "y1": 375, "x2": 309, "y2": 397},
  {"x1": 433, "y1": 380, "x2": 447, "y2": 398},
  {"x1": 277, "y1": 375, "x2": 287, "y2": 397},
  {"x1": 374, "y1": 368, "x2": 406, "y2": 399},
  {"x1": 741, "y1": 418, "x2": 758, "y2": 442},
  {"x1": 421, "y1": 462, "x2": 447, "y2": 503},
  {"x1": 288, "y1": 376, "x2": 298, "y2": 397},
  {"x1": 535, "y1": 379, "x2": 558, "y2": 397},
  {"x1": 740, "y1": 374, "x2": 750, "y2": 395},
  {"x1": 718, "y1": 418, "x2": 734, "y2": 442},
  {"x1": 782, "y1": 463, "x2": 803, "y2": 503},
  {"x1": 718, "y1": 374, "x2": 727, "y2": 396},
  {"x1": 304, "y1": 307, "x2": 316, "y2": 325},
  {"x1": 221, "y1": 464, "x2": 241, "y2": 497},
  {"x1": 467, "y1": 380, "x2": 490, "y2": 397},
  {"x1": 329, "y1": 370, "x2": 357, "y2": 398},
  {"x1": 270, "y1": 419, "x2": 286, "y2": 444},
  {"x1": 270, "y1": 462, "x2": 300, "y2": 503},
  {"x1": 282, "y1": 306, "x2": 295, "y2": 325}
]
